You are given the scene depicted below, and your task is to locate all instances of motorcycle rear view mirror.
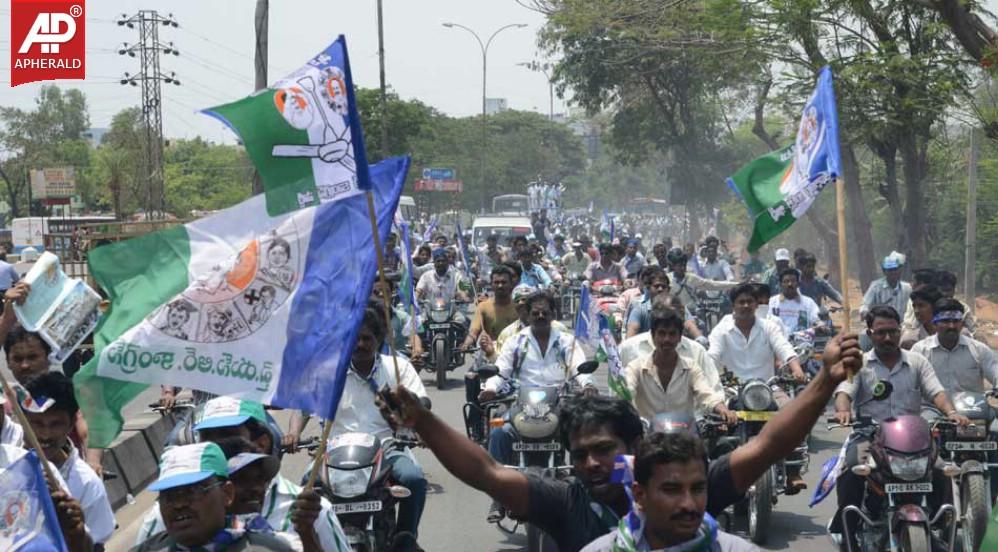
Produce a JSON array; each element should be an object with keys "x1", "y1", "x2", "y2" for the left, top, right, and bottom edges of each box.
[
  {"x1": 476, "y1": 364, "x2": 501, "y2": 379},
  {"x1": 577, "y1": 360, "x2": 599, "y2": 375}
]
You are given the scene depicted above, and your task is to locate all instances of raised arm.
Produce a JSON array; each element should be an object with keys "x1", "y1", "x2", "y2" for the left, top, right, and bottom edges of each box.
[{"x1": 380, "y1": 386, "x2": 531, "y2": 516}]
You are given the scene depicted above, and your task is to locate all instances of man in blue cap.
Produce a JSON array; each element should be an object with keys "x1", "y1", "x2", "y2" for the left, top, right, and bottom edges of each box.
[
  {"x1": 132, "y1": 442, "x2": 294, "y2": 551},
  {"x1": 860, "y1": 252, "x2": 912, "y2": 320}
]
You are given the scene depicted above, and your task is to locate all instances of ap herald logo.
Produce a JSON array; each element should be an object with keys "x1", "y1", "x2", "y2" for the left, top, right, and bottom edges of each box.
[{"x1": 10, "y1": 0, "x2": 86, "y2": 86}]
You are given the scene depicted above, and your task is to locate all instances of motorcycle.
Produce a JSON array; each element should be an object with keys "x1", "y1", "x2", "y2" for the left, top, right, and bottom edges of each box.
[
  {"x1": 467, "y1": 360, "x2": 599, "y2": 552},
  {"x1": 419, "y1": 294, "x2": 470, "y2": 388},
  {"x1": 790, "y1": 329, "x2": 824, "y2": 379},
  {"x1": 591, "y1": 278, "x2": 622, "y2": 341},
  {"x1": 931, "y1": 389, "x2": 998, "y2": 552},
  {"x1": 714, "y1": 371, "x2": 809, "y2": 544},
  {"x1": 313, "y1": 430, "x2": 423, "y2": 552},
  {"x1": 828, "y1": 415, "x2": 957, "y2": 552},
  {"x1": 558, "y1": 270, "x2": 584, "y2": 322}
]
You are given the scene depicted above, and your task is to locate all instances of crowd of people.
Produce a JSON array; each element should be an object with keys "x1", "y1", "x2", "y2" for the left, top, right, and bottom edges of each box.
[{"x1": 0, "y1": 207, "x2": 995, "y2": 552}]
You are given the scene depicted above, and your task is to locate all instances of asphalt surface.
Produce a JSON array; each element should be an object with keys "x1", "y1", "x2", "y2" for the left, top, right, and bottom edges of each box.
[{"x1": 107, "y1": 352, "x2": 843, "y2": 551}]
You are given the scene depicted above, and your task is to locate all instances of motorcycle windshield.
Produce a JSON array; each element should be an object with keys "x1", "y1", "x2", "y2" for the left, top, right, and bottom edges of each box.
[
  {"x1": 326, "y1": 433, "x2": 381, "y2": 469},
  {"x1": 952, "y1": 392, "x2": 988, "y2": 420}
]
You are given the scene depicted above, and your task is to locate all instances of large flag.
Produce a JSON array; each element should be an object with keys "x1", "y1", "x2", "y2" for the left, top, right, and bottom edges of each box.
[
  {"x1": 726, "y1": 66, "x2": 842, "y2": 252},
  {"x1": 0, "y1": 450, "x2": 69, "y2": 551},
  {"x1": 985, "y1": 511, "x2": 998, "y2": 550},
  {"x1": 203, "y1": 36, "x2": 371, "y2": 216},
  {"x1": 574, "y1": 285, "x2": 598, "y2": 348},
  {"x1": 598, "y1": 315, "x2": 630, "y2": 401},
  {"x1": 74, "y1": 157, "x2": 409, "y2": 447}
]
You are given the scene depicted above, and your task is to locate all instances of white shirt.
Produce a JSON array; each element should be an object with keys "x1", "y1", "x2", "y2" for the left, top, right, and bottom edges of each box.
[
  {"x1": 707, "y1": 316, "x2": 797, "y2": 381},
  {"x1": 619, "y1": 334, "x2": 721, "y2": 390},
  {"x1": 331, "y1": 354, "x2": 427, "y2": 441},
  {"x1": 136, "y1": 474, "x2": 349, "y2": 551},
  {"x1": 768, "y1": 294, "x2": 821, "y2": 335},
  {"x1": 415, "y1": 266, "x2": 466, "y2": 303},
  {"x1": 1, "y1": 414, "x2": 24, "y2": 446},
  {"x1": 59, "y1": 442, "x2": 115, "y2": 544},
  {"x1": 485, "y1": 327, "x2": 592, "y2": 393}
]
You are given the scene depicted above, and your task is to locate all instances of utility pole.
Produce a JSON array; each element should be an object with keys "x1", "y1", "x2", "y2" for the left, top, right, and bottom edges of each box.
[
  {"x1": 118, "y1": 11, "x2": 180, "y2": 219},
  {"x1": 377, "y1": 0, "x2": 389, "y2": 160},
  {"x1": 252, "y1": 0, "x2": 268, "y2": 195},
  {"x1": 964, "y1": 127, "x2": 979, "y2": 315}
]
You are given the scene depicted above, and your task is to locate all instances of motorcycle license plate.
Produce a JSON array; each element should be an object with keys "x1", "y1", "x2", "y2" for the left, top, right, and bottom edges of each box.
[
  {"x1": 884, "y1": 482, "x2": 932, "y2": 494},
  {"x1": 331, "y1": 500, "x2": 383, "y2": 514},
  {"x1": 513, "y1": 442, "x2": 561, "y2": 452},
  {"x1": 429, "y1": 323, "x2": 450, "y2": 330},
  {"x1": 945, "y1": 441, "x2": 997, "y2": 451},
  {"x1": 736, "y1": 411, "x2": 775, "y2": 422}
]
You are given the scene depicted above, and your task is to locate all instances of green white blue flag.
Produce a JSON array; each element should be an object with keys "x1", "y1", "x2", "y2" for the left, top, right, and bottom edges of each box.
[
  {"x1": 203, "y1": 35, "x2": 371, "y2": 216},
  {"x1": 727, "y1": 66, "x2": 842, "y2": 252}
]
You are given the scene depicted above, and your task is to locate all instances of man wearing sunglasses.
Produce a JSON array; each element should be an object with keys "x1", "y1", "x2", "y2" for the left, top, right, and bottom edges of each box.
[
  {"x1": 828, "y1": 305, "x2": 968, "y2": 545},
  {"x1": 132, "y1": 442, "x2": 294, "y2": 551}
]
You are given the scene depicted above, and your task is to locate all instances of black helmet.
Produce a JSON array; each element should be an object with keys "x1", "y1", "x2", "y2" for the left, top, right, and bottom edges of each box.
[{"x1": 665, "y1": 247, "x2": 688, "y2": 265}]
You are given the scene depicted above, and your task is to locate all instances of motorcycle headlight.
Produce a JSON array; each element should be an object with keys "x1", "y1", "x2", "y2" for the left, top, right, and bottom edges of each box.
[
  {"x1": 741, "y1": 381, "x2": 773, "y2": 412},
  {"x1": 888, "y1": 454, "x2": 929, "y2": 482},
  {"x1": 429, "y1": 308, "x2": 449, "y2": 323},
  {"x1": 330, "y1": 467, "x2": 372, "y2": 498}
]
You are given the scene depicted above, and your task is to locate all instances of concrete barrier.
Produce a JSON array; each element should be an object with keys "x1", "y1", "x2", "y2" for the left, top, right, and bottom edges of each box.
[{"x1": 99, "y1": 414, "x2": 178, "y2": 511}]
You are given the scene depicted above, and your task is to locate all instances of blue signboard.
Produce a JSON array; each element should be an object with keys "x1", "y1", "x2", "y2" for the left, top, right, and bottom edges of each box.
[{"x1": 421, "y1": 167, "x2": 455, "y2": 180}]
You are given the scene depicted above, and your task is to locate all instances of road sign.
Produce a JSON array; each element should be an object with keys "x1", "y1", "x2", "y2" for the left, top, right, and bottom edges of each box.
[
  {"x1": 414, "y1": 179, "x2": 463, "y2": 192},
  {"x1": 30, "y1": 167, "x2": 76, "y2": 199},
  {"x1": 421, "y1": 167, "x2": 455, "y2": 180}
]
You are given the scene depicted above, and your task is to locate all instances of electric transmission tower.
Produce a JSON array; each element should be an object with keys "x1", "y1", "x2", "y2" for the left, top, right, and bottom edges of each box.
[{"x1": 117, "y1": 11, "x2": 180, "y2": 219}]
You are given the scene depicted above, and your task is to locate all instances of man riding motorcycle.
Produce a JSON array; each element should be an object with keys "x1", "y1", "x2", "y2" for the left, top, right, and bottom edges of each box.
[
  {"x1": 664, "y1": 248, "x2": 737, "y2": 314},
  {"x1": 517, "y1": 246, "x2": 553, "y2": 290},
  {"x1": 288, "y1": 307, "x2": 429, "y2": 552},
  {"x1": 562, "y1": 241, "x2": 594, "y2": 276},
  {"x1": 829, "y1": 305, "x2": 969, "y2": 546},
  {"x1": 707, "y1": 283, "x2": 809, "y2": 493},
  {"x1": 796, "y1": 252, "x2": 843, "y2": 308},
  {"x1": 768, "y1": 268, "x2": 824, "y2": 337},
  {"x1": 477, "y1": 290, "x2": 595, "y2": 522},
  {"x1": 584, "y1": 243, "x2": 627, "y2": 283}
]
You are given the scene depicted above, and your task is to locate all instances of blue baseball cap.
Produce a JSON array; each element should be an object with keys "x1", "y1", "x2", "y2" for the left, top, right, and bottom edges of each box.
[{"x1": 882, "y1": 257, "x2": 901, "y2": 270}]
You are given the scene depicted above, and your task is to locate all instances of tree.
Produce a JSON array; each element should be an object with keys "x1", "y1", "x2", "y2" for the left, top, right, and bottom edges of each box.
[
  {"x1": 355, "y1": 87, "x2": 438, "y2": 162},
  {"x1": 0, "y1": 85, "x2": 91, "y2": 216}
]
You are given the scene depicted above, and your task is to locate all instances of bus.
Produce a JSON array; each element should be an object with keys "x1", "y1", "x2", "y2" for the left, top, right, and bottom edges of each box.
[
  {"x1": 398, "y1": 195, "x2": 417, "y2": 222},
  {"x1": 492, "y1": 194, "x2": 529, "y2": 215},
  {"x1": 12, "y1": 216, "x2": 116, "y2": 254}
]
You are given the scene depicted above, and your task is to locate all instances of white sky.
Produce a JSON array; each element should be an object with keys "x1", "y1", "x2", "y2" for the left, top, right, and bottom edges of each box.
[{"x1": 0, "y1": 1, "x2": 557, "y2": 144}]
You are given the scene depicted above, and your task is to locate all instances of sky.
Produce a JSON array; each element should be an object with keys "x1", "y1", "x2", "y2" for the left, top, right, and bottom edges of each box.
[{"x1": 0, "y1": 0, "x2": 559, "y2": 144}]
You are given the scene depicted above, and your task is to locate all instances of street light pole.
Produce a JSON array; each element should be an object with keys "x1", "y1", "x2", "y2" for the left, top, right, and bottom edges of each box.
[
  {"x1": 442, "y1": 22, "x2": 526, "y2": 213},
  {"x1": 518, "y1": 61, "x2": 555, "y2": 121}
]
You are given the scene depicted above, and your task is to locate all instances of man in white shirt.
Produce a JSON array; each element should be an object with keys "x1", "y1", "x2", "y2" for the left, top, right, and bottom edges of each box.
[
  {"x1": 860, "y1": 254, "x2": 912, "y2": 319},
  {"x1": 664, "y1": 247, "x2": 737, "y2": 314},
  {"x1": 707, "y1": 283, "x2": 807, "y2": 493},
  {"x1": 910, "y1": 298, "x2": 998, "y2": 398},
  {"x1": 22, "y1": 372, "x2": 115, "y2": 545},
  {"x1": 478, "y1": 290, "x2": 595, "y2": 521},
  {"x1": 415, "y1": 247, "x2": 469, "y2": 304},
  {"x1": 768, "y1": 268, "x2": 822, "y2": 336}
]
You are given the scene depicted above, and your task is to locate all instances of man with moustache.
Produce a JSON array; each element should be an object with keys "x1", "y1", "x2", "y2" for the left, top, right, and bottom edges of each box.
[
  {"x1": 22, "y1": 371, "x2": 115, "y2": 546},
  {"x1": 377, "y1": 333, "x2": 863, "y2": 552}
]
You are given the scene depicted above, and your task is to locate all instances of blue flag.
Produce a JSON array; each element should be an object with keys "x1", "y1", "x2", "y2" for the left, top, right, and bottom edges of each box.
[
  {"x1": 0, "y1": 450, "x2": 69, "y2": 551},
  {"x1": 422, "y1": 217, "x2": 437, "y2": 244},
  {"x1": 574, "y1": 285, "x2": 594, "y2": 342},
  {"x1": 454, "y1": 222, "x2": 474, "y2": 281},
  {"x1": 397, "y1": 220, "x2": 420, "y2": 323}
]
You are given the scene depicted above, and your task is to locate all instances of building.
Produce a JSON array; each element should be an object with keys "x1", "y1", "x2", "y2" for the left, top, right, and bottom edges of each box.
[{"x1": 485, "y1": 98, "x2": 508, "y2": 116}]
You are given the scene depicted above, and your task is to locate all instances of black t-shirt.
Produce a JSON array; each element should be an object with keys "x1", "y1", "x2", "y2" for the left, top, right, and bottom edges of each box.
[{"x1": 527, "y1": 453, "x2": 741, "y2": 552}]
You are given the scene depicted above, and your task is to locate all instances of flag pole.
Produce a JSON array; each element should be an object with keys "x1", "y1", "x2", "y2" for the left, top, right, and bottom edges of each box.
[
  {"x1": 307, "y1": 190, "x2": 401, "y2": 490},
  {"x1": 0, "y1": 371, "x2": 59, "y2": 486},
  {"x1": 364, "y1": 191, "x2": 403, "y2": 385},
  {"x1": 835, "y1": 177, "x2": 853, "y2": 381}
]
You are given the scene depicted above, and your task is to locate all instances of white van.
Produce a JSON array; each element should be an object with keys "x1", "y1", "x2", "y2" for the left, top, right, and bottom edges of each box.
[
  {"x1": 470, "y1": 215, "x2": 532, "y2": 249},
  {"x1": 398, "y1": 195, "x2": 417, "y2": 222}
]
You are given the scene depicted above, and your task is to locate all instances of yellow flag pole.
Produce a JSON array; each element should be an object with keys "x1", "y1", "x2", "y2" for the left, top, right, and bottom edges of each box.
[
  {"x1": 306, "y1": 190, "x2": 401, "y2": 490},
  {"x1": 835, "y1": 177, "x2": 854, "y2": 382}
]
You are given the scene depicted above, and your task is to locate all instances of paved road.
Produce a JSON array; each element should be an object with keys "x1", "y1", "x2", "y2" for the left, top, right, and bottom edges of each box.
[{"x1": 108, "y1": 356, "x2": 842, "y2": 551}]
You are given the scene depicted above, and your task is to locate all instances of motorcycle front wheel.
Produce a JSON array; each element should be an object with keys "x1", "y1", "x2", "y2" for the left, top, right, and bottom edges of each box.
[
  {"x1": 961, "y1": 471, "x2": 990, "y2": 552},
  {"x1": 434, "y1": 338, "x2": 448, "y2": 389},
  {"x1": 899, "y1": 523, "x2": 930, "y2": 552},
  {"x1": 748, "y1": 468, "x2": 773, "y2": 544}
]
